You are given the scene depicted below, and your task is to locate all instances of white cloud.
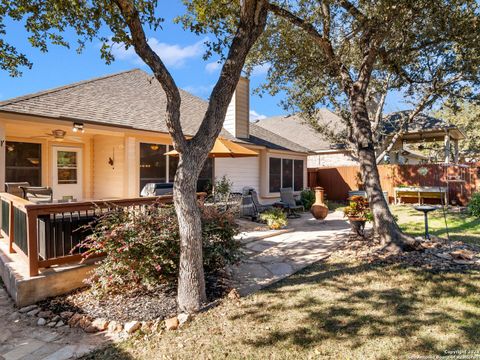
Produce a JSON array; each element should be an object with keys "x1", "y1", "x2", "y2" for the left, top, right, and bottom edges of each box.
[
  {"x1": 182, "y1": 83, "x2": 215, "y2": 98},
  {"x1": 110, "y1": 38, "x2": 206, "y2": 68},
  {"x1": 249, "y1": 110, "x2": 267, "y2": 121},
  {"x1": 205, "y1": 61, "x2": 221, "y2": 73},
  {"x1": 251, "y1": 63, "x2": 271, "y2": 76}
]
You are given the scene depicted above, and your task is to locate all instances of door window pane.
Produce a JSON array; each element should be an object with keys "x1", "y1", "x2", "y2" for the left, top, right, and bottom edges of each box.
[
  {"x1": 57, "y1": 151, "x2": 78, "y2": 185},
  {"x1": 294, "y1": 160, "x2": 304, "y2": 191},
  {"x1": 282, "y1": 159, "x2": 293, "y2": 189},
  {"x1": 269, "y1": 157, "x2": 281, "y2": 192},
  {"x1": 140, "y1": 143, "x2": 167, "y2": 191},
  {"x1": 5, "y1": 141, "x2": 42, "y2": 186}
]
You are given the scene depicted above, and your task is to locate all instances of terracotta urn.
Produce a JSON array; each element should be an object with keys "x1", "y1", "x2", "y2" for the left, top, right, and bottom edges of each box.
[{"x1": 310, "y1": 187, "x2": 329, "y2": 220}]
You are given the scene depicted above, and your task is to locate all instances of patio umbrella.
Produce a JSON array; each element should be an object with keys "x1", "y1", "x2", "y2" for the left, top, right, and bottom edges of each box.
[{"x1": 164, "y1": 137, "x2": 258, "y2": 158}]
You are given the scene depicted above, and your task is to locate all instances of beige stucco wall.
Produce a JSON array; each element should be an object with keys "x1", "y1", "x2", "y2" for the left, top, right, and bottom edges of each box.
[
  {"x1": 0, "y1": 120, "x2": 5, "y2": 192},
  {"x1": 92, "y1": 135, "x2": 125, "y2": 199}
]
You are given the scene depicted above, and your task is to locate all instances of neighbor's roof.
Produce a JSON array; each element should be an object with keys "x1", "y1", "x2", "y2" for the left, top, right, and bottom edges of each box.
[
  {"x1": 255, "y1": 109, "x2": 346, "y2": 151},
  {"x1": 0, "y1": 69, "x2": 308, "y2": 153},
  {"x1": 381, "y1": 111, "x2": 465, "y2": 140}
]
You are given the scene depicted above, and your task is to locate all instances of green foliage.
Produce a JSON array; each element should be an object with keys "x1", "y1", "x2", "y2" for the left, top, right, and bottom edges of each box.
[
  {"x1": 260, "y1": 208, "x2": 288, "y2": 230},
  {"x1": 434, "y1": 101, "x2": 480, "y2": 161},
  {"x1": 0, "y1": 0, "x2": 163, "y2": 76},
  {"x1": 468, "y1": 192, "x2": 480, "y2": 217},
  {"x1": 214, "y1": 175, "x2": 233, "y2": 202},
  {"x1": 300, "y1": 188, "x2": 315, "y2": 210},
  {"x1": 343, "y1": 196, "x2": 373, "y2": 222},
  {"x1": 78, "y1": 203, "x2": 240, "y2": 297}
]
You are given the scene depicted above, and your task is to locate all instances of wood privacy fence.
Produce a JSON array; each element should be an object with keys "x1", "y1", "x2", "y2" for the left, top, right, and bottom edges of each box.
[{"x1": 308, "y1": 164, "x2": 480, "y2": 205}]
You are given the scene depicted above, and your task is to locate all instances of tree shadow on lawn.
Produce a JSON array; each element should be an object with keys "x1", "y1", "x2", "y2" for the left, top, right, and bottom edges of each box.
[{"x1": 238, "y1": 259, "x2": 480, "y2": 358}]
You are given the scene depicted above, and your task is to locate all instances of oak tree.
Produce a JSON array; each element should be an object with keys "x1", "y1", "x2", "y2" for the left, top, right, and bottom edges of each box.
[{"x1": 1, "y1": 0, "x2": 269, "y2": 312}]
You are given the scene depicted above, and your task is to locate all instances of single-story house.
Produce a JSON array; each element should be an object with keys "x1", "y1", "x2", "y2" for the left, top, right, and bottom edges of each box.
[
  {"x1": 255, "y1": 110, "x2": 465, "y2": 167},
  {"x1": 0, "y1": 69, "x2": 310, "y2": 202}
]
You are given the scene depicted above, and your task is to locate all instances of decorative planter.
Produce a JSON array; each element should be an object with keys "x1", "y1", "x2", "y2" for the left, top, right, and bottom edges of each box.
[
  {"x1": 348, "y1": 217, "x2": 367, "y2": 237},
  {"x1": 310, "y1": 187, "x2": 329, "y2": 220}
]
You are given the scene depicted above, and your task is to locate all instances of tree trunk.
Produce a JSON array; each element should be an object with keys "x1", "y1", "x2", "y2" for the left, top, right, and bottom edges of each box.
[
  {"x1": 350, "y1": 90, "x2": 419, "y2": 251},
  {"x1": 174, "y1": 152, "x2": 207, "y2": 312}
]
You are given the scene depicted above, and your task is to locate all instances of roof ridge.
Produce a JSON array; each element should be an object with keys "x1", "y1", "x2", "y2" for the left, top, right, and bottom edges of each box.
[
  {"x1": 0, "y1": 68, "x2": 143, "y2": 107},
  {"x1": 250, "y1": 123, "x2": 310, "y2": 153}
]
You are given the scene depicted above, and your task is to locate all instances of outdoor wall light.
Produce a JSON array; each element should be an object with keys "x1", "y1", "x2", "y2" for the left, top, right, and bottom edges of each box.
[{"x1": 72, "y1": 122, "x2": 85, "y2": 133}]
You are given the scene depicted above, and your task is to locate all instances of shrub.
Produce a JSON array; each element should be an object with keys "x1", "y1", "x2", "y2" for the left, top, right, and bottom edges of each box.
[
  {"x1": 343, "y1": 195, "x2": 373, "y2": 222},
  {"x1": 260, "y1": 208, "x2": 288, "y2": 230},
  {"x1": 300, "y1": 188, "x2": 315, "y2": 210},
  {"x1": 78, "y1": 202, "x2": 240, "y2": 296},
  {"x1": 468, "y1": 192, "x2": 480, "y2": 217}
]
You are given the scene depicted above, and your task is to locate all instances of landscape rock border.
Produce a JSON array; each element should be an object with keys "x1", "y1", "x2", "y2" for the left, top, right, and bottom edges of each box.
[{"x1": 15, "y1": 304, "x2": 202, "y2": 337}]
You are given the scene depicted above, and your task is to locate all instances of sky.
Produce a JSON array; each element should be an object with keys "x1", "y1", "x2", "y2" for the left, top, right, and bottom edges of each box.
[{"x1": 0, "y1": 1, "x2": 409, "y2": 120}]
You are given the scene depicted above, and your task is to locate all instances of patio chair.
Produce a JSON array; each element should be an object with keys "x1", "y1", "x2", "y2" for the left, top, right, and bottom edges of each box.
[
  {"x1": 5, "y1": 182, "x2": 30, "y2": 198},
  {"x1": 250, "y1": 190, "x2": 273, "y2": 213},
  {"x1": 20, "y1": 186, "x2": 53, "y2": 204},
  {"x1": 280, "y1": 187, "x2": 304, "y2": 218}
]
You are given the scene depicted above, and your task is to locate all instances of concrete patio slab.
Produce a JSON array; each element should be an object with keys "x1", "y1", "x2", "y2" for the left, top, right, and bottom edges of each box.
[{"x1": 231, "y1": 210, "x2": 352, "y2": 296}]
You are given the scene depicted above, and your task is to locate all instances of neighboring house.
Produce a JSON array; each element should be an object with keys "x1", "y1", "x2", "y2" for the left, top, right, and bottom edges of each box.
[
  {"x1": 0, "y1": 69, "x2": 309, "y2": 202},
  {"x1": 256, "y1": 110, "x2": 465, "y2": 167},
  {"x1": 255, "y1": 110, "x2": 359, "y2": 168}
]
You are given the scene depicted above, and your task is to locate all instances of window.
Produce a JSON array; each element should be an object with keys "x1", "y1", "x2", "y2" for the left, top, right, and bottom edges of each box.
[
  {"x1": 140, "y1": 143, "x2": 167, "y2": 191},
  {"x1": 139, "y1": 143, "x2": 214, "y2": 193},
  {"x1": 5, "y1": 141, "x2": 42, "y2": 186},
  {"x1": 294, "y1": 160, "x2": 304, "y2": 191},
  {"x1": 269, "y1": 158, "x2": 282, "y2": 192},
  {"x1": 269, "y1": 157, "x2": 304, "y2": 193},
  {"x1": 57, "y1": 151, "x2": 78, "y2": 184},
  {"x1": 282, "y1": 159, "x2": 293, "y2": 188}
]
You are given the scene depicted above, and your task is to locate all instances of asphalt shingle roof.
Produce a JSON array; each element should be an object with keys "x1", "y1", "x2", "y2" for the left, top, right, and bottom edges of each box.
[
  {"x1": 255, "y1": 109, "x2": 346, "y2": 151},
  {"x1": 0, "y1": 69, "x2": 307, "y2": 153}
]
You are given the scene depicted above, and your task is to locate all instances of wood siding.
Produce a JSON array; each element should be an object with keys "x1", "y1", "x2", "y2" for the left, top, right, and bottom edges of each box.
[
  {"x1": 224, "y1": 77, "x2": 249, "y2": 138},
  {"x1": 215, "y1": 157, "x2": 260, "y2": 194}
]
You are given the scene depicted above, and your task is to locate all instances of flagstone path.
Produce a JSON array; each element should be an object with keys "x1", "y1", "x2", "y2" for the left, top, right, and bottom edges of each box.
[{"x1": 231, "y1": 210, "x2": 352, "y2": 295}]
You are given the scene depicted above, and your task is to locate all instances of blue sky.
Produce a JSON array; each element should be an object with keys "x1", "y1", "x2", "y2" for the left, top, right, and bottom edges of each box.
[{"x1": 0, "y1": 0, "x2": 408, "y2": 120}]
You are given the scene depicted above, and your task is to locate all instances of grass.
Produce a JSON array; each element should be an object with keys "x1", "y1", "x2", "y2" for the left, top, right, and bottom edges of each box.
[
  {"x1": 85, "y1": 254, "x2": 480, "y2": 360},
  {"x1": 392, "y1": 205, "x2": 480, "y2": 245}
]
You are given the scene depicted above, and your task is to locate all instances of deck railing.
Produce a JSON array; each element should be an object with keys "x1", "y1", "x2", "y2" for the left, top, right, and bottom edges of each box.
[{"x1": 0, "y1": 192, "x2": 206, "y2": 277}]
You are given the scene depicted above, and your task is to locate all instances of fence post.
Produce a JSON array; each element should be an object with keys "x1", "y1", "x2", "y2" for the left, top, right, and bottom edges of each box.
[{"x1": 26, "y1": 209, "x2": 39, "y2": 277}]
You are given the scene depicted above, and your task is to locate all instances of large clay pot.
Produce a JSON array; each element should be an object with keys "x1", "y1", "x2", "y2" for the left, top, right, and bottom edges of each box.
[{"x1": 310, "y1": 187, "x2": 329, "y2": 220}]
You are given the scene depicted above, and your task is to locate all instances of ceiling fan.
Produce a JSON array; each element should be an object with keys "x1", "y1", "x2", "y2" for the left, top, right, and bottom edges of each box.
[{"x1": 30, "y1": 129, "x2": 83, "y2": 143}]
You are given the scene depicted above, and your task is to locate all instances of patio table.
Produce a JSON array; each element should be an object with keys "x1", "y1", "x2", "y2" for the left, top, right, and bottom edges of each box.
[{"x1": 394, "y1": 186, "x2": 447, "y2": 205}]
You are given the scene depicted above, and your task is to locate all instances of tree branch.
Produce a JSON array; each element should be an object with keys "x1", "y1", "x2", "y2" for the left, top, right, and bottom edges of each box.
[{"x1": 113, "y1": 0, "x2": 187, "y2": 152}]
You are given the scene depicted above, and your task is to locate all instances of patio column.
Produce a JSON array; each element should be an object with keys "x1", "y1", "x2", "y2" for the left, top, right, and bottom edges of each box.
[
  {"x1": 444, "y1": 132, "x2": 451, "y2": 164},
  {"x1": 0, "y1": 120, "x2": 5, "y2": 192},
  {"x1": 124, "y1": 136, "x2": 138, "y2": 197},
  {"x1": 453, "y1": 139, "x2": 459, "y2": 163}
]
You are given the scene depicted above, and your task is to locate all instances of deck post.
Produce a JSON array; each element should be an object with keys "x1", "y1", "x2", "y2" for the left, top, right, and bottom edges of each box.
[
  {"x1": 444, "y1": 132, "x2": 451, "y2": 164},
  {"x1": 8, "y1": 200, "x2": 14, "y2": 253},
  {"x1": 26, "y1": 209, "x2": 39, "y2": 277}
]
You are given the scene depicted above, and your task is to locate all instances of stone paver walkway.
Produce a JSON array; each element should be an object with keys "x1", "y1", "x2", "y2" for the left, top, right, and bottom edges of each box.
[
  {"x1": 0, "y1": 288, "x2": 109, "y2": 360},
  {"x1": 232, "y1": 210, "x2": 351, "y2": 295}
]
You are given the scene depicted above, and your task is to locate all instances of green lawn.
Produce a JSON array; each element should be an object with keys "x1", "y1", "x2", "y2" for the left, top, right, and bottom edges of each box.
[
  {"x1": 85, "y1": 253, "x2": 480, "y2": 360},
  {"x1": 392, "y1": 205, "x2": 480, "y2": 245}
]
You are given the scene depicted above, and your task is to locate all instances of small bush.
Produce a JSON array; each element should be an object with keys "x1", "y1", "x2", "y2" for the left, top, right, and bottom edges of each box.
[
  {"x1": 468, "y1": 192, "x2": 480, "y2": 217},
  {"x1": 260, "y1": 208, "x2": 288, "y2": 230},
  {"x1": 343, "y1": 195, "x2": 373, "y2": 222},
  {"x1": 78, "y1": 202, "x2": 240, "y2": 296},
  {"x1": 300, "y1": 188, "x2": 315, "y2": 210}
]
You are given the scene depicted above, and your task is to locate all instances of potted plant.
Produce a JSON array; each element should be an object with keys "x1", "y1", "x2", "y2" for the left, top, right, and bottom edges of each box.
[
  {"x1": 260, "y1": 208, "x2": 288, "y2": 230},
  {"x1": 343, "y1": 195, "x2": 373, "y2": 236}
]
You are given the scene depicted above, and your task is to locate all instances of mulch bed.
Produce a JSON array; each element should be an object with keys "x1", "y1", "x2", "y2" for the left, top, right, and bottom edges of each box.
[
  {"x1": 336, "y1": 230, "x2": 480, "y2": 272},
  {"x1": 38, "y1": 270, "x2": 233, "y2": 323}
]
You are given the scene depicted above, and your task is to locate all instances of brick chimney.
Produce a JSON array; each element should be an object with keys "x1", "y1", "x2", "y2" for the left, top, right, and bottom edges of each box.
[{"x1": 224, "y1": 77, "x2": 250, "y2": 139}]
